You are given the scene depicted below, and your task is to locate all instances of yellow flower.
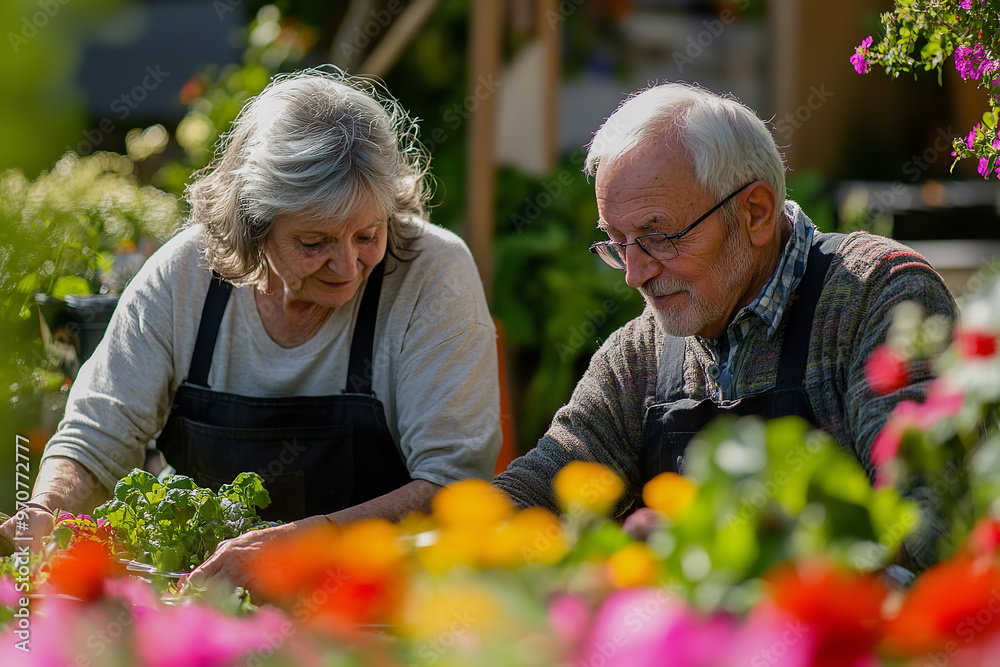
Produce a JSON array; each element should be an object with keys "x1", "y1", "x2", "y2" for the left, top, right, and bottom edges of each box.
[
  {"x1": 607, "y1": 543, "x2": 659, "y2": 588},
  {"x1": 478, "y1": 507, "x2": 568, "y2": 568},
  {"x1": 433, "y1": 479, "x2": 514, "y2": 528},
  {"x1": 553, "y1": 462, "x2": 624, "y2": 516},
  {"x1": 642, "y1": 472, "x2": 698, "y2": 521}
]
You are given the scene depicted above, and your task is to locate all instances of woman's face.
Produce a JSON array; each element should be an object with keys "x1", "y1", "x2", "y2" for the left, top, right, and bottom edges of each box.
[{"x1": 264, "y1": 206, "x2": 389, "y2": 309}]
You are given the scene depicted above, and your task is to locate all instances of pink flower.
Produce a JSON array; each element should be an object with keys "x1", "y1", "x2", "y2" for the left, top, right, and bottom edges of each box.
[
  {"x1": 865, "y1": 345, "x2": 909, "y2": 395},
  {"x1": 955, "y1": 43, "x2": 1000, "y2": 81},
  {"x1": 0, "y1": 577, "x2": 20, "y2": 607},
  {"x1": 978, "y1": 157, "x2": 995, "y2": 178},
  {"x1": 871, "y1": 386, "x2": 964, "y2": 487},
  {"x1": 576, "y1": 588, "x2": 738, "y2": 666},
  {"x1": 133, "y1": 602, "x2": 289, "y2": 667},
  {"x1": 851, "y1": 36, "x2": 874, "y2": 75},
  {"x1": 548, "y1": 594, "x2": 591, "y2": 649}
]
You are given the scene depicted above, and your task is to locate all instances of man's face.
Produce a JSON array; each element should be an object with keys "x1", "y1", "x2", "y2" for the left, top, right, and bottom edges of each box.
[{"x1": 595, "y1": 144, "x2": 756, "y2": 339}]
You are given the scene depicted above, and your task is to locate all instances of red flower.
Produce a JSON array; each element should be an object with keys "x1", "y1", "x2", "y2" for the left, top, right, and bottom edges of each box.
[
  {"x1": 883, "y1": 556, "x2": 1000, "y2": 655},
  {"x1": 764, "y1": 559, "x2": 887, "y2": 667},
  {"x1": 957, "y1": 330, "x2": 999, "y2": 358},
  {"x1": 865, "y1": 345, "x2": 910, "y2": 395}
]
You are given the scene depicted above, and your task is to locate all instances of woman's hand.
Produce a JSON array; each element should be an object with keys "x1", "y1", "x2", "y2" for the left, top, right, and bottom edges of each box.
[{"x1": 0, "y1": 505, "x2": 57, "y2": 557}]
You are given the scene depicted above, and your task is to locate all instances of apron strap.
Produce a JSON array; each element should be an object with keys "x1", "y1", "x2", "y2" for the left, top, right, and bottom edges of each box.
[
  {"x1": 655, "y1": 334, "x2": 688, "y2": 403},
  {"x1": 344, "y1": 260, "x2": 386, "y2": 395},
  {"x1": 186, "y1": 273, "x2": 233, "y2": 388},
  {"x1": 774, "y1": 232, "x2": 846, "y2": 390}
]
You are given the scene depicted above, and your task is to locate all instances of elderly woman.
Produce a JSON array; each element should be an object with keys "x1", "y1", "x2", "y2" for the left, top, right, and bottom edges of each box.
[{"x1": 3, "y1": 69, "x2": 500, "y2": 582}]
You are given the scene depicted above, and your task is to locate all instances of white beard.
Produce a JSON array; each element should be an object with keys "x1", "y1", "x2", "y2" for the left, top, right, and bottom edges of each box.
[{"x1": 640, "y1": 230, "x2": 756, "y2": 337}]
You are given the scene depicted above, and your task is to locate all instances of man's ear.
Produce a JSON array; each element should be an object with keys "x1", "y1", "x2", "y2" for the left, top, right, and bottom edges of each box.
[{"x1": 740, "y1": 181, "x2": 777, "y2": 249}]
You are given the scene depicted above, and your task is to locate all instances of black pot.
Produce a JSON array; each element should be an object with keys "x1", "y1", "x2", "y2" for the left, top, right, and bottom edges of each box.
[{"x1": 35, "y1": 293, "x2": 120, "y2": 378}]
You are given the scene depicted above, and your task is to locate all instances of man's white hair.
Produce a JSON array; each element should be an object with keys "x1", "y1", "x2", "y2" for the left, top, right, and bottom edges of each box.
[{"x1": 584, "y1": 82, "x2": 786, "y2": 208}]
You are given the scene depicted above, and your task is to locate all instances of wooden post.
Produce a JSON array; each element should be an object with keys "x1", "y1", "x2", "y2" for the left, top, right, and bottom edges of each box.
[{"x1": 465, "y1": 0, "x2": 503, "y2": 301}]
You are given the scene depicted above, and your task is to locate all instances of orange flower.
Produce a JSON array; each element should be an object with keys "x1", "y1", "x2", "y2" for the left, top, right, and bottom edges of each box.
[
  {"x1": 553, "y1": 462, "x2": 624, "y2": 516},
  {"x1": 764, "y1": 560, "x2": 886, "y2": 667},
  {"x1": 251, "y1": 520, "x2": 408, "y2": 630},
  {"x1": 45, "y1": 540, "x2": 126, "y2": 601},
  {"x1": 883, "y1": 556, "x2": 1000, "y2": 655},
  {"x1": 607, "y1": 543, "x2": 659, "y2": 588},
  {"x1": 642, "y1": 472, "x2": 697, "y2": 521}
]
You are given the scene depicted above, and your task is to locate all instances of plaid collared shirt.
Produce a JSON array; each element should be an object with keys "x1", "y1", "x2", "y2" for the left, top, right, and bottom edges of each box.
[{"x1": 699, "y1": 202, "x2": 816, "y2": 398}]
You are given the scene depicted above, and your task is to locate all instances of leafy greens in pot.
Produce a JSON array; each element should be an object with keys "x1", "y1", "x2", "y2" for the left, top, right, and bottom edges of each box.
[{"x1": 94, "y1": 469, "x2": 277, "y2": 573}]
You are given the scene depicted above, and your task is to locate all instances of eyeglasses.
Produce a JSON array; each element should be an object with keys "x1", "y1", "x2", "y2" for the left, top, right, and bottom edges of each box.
[{"x1": 589, "y1": 181, "x2": 756, "y2": 270}]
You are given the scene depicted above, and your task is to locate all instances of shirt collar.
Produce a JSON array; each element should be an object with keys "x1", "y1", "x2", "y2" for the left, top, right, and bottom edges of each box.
[{"x1": 743, "y1": 200, "x2": 816, "y2": 341}]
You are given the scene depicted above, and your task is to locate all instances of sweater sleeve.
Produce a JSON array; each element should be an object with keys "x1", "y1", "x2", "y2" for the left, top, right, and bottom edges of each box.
[
  {"x1": 492, "y1": 310, "x2": 661, "y2": 517},
  {"x1": 836, "y1": 234, "x2": 958, "y2": 571}
]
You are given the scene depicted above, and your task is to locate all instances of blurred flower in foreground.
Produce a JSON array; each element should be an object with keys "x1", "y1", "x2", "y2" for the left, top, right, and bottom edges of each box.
[
  {"x1": 420, "y1": 480, "x2": 567, "y2": 572},
  {"x1": 870, "y1": 385, "x2": 964, "y2": 487},
  {"x1": 642, "y1": 472, "x2": 697, "y2": 522},
  {"x1": 764, "y1": 559, "x2": 886, "y2": 667},
  {"x1": 865, "y1": 344, "x2": 909, "y2": 396},
  {"x1": 607, "y1": 543, "x2": 659, "y2": 589},
  {"x1": 251, "y1": 519, "x2": 407, "y2": 629},
  {"x1": 882, "y1": 555, "x2": 1000, "y2": 655},
  {"x1": 553, "y1": 462, "x2": 624, "y2": 516},
  {"x1": 45, "y1": 539, "x2": 126, "y2": 602},
  {"x1": 134, "y1": 600, "x2": 290, "y2": 667}
]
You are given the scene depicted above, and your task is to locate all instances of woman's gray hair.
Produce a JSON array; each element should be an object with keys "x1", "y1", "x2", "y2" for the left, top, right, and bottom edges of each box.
[
  {"x1": 186, "y1": 67, "x2": 430, "y2": 286},
  {"x1": 584, "y1": 82, "x2": 786, "y2": 227}
]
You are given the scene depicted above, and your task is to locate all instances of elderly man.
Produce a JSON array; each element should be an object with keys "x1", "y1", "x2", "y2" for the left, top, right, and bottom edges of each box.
[{"x1": 492, "y1": 82, "x2": 957, "y2": 571}]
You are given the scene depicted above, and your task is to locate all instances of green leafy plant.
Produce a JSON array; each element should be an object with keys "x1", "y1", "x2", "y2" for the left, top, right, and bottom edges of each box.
[{"x1": 94, "y1": 469, "x2": 275, "y2": 573}]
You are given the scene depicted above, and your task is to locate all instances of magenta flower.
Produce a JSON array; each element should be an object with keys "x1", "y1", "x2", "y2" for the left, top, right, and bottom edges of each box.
[
  {"x1": 851, "y1": 36, "x2": 874, "y2": 74},
  {"x1": 0, "y1": 577, "x2": 19, "y2": 607},
  {"x1": 954, "y1": 43, "x2": 1000, "y2": 80},
  {"x1": 134, "y1": 602, "x2": 289, "y2": 667},
  {"x1": 966, "y1": 125, "x2": 979, "y2": 149}
]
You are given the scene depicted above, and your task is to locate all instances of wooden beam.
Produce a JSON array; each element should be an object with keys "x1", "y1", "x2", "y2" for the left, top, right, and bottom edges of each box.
[{"x1": 465, "y1": 0, "x2": 504, "y2": 301}]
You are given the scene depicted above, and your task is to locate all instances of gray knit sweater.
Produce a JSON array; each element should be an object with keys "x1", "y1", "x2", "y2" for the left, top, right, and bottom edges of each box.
[{"x1": 493, "y1": 228, "x2": 958, "y2": 571}]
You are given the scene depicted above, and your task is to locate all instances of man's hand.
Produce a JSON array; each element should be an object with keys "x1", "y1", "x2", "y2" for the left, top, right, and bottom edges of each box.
[{"x1": 0, "y1": 505, "x2": 57, "y2": 556}]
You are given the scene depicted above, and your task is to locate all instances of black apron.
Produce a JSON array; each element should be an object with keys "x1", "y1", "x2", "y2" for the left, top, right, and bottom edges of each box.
[
  {"x1": 156, "y1": 261, "x2": 412, "y2": 522},
  {"x1": 640, "y1": 233, "x2": 845, "y2": 483}
]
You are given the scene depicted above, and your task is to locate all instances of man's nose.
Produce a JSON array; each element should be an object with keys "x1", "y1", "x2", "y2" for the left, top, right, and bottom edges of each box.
[{"x1": 624, "y1": 243, "x2": 661, "y2": 289}]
